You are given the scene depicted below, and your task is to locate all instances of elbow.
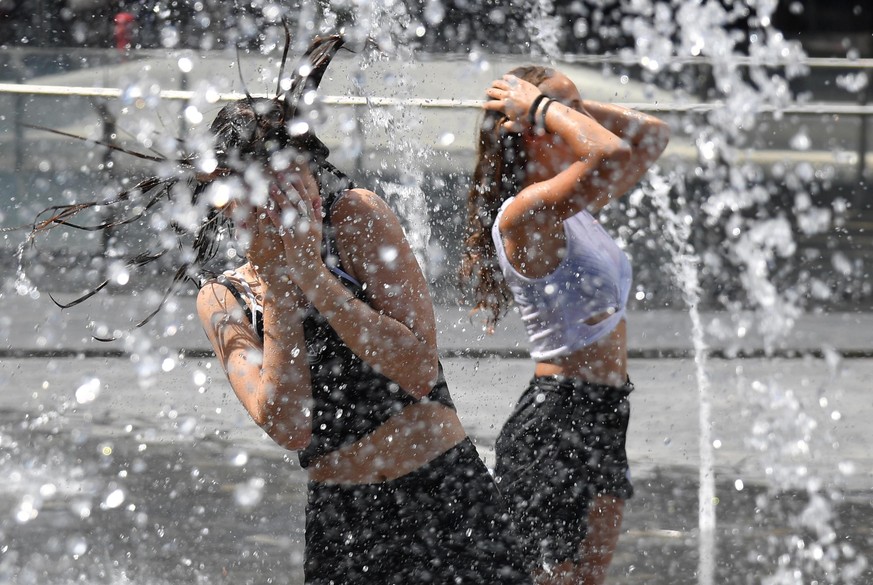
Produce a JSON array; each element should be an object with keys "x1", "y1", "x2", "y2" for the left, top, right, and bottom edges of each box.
[
  {"x1": 612, "y1": 140, "x2": 633, "y2": 166},
  {"x1": 269, "y1": 426, "x2": 312, "y2": 451},
  {"x1": 419, "y1": 357, "x2": 441, "y2": 399},
  {"x1": 256, "y1": 397, "x2": 312, "y2": 451},
  {"x1": 652, "y1": 120, "x2": 671, "y2": 154},
  {"x1": 641, "y1": 120, "x2": 671, "y2": 158},
  {"x1": 594, "y1": 139, "x2": 632, "y2": 169},
  {"x1": 404, "y1": 351, "x2": 440, "y2": 400},
  {"x1": 262, "y1": 417, "x2": 312, "y2": 451}
]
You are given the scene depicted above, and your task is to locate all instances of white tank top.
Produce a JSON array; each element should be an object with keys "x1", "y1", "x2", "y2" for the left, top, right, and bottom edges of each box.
[{"x1": 492, "y1": 198, "x2": 632, "y2": 360}]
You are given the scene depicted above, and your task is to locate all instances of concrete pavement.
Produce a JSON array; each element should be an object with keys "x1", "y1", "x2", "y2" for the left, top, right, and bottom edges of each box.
[
  {"x1": 1, "y1": 353, "x2": 871, "y2": 584},
  {"x1": 3, "y1": 291, "x2": 873, "y2": 356},
  {"x1": 1, "y1": 291, "x2": 872, "y2": 584}
]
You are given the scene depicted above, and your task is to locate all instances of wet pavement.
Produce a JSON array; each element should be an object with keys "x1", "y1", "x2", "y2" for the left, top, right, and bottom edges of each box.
[{"x1": 1, "y1": 296, "x2": 872, "y2": 583}]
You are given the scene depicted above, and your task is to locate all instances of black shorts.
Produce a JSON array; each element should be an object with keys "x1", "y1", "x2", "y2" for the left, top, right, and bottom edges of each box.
[
  {"x1": 495, "y1": 376, "x2": 634, "y2": 569},
  {"x1": 304, "y1": 438, "x2": 532, "y2": 585}
]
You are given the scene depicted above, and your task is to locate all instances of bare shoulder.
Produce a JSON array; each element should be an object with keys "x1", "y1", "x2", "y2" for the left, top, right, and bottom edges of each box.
[
  {"x1": 331, "y1": 188, "x2": 396, "y2": 226},
  {"x1": 330, "y1": 188, "x2": 406, "y2": 247},
  {"x1": 327, "y1": 188, "x2": 421, "y2": 287},
  {"x1": 196, "y1": 278, "x2": 250, "y2": 326},
  {"x1": 196, "y1": 280, "x2": 230, "y2": 320}
]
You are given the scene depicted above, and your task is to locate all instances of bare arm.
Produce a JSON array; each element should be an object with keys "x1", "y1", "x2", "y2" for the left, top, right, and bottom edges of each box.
[
  {"x1": 274, "y1": 188, "x2": 439, "y2": 399},
  {"x1": 578, "y1": 99, "x2": 670, "y2": 211},
  {"x1": 484, "y1": 75, "x2": 631, "y2": 232},
  {"x1": 305, "y1": 189, "x2": 439, "y2": 398},
  {"x1": 196, "y1": 282, "x2": 312, "y2": 451}
]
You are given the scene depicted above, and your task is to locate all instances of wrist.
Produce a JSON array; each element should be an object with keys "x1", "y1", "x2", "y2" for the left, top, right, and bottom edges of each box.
[
  {"x1": 527, "y1": 93, "x2": 549, "y2": 128},
  {"x1": 263, "y1": 279, "x2": 305, "y2": 307},
  {"x1": 295, "y1": 263, "x2": 335, "y2": 298},
  {"x1": 303, "y1": 266, "x2": 360, "y2": 316},
  {"x1": 538, "y1": 97, "x2": 554, "y2": 131}
]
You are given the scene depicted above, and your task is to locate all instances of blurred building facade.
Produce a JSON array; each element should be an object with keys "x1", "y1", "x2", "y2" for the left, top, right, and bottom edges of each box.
[{"x1": 1, "y1": 1, "x2": 871, "y2": 57}]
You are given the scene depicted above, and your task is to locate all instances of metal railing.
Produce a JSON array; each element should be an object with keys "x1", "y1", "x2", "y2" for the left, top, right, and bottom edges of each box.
[
  {"x1": 1, "y1": 50, "x2": 871, "y2": 188},
  {"x1": 2, "y1": 80, "x2": 873, "y2": 114}
]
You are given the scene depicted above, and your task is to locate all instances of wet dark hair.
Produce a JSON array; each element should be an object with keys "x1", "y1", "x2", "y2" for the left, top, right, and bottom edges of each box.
[
  {"x1": 21, "y1": 34, "x2": 350, "y2": 339},
  {"x1": 458, "y1": 65, "x2": 554, "y2": 329},
  {"x1": 209, "y1": 97, "x2": 330, "y2": 170}
]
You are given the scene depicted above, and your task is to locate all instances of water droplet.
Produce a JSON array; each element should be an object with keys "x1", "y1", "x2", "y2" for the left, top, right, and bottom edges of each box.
[
  {"x1": 699, "y1": 140, "x2": 716, "y2": 161},
  {"x1": 177, "y1": 417, "x2": 197, "y2": 436},
  {"x1": 39, "y1": 483, "x2": 58, "y2": 498},
  {"x1": 193, "y1": 370, "x2": 207, "y2": 386},
  {"x1": 67, "y1": 536, "x2": 88, "y2": 557},
  {"x1": 70, "y1": 499, "x2": 92, "y2": 519},
  {"x1": 75, "y1": 378, "x2": 101, "y2": 404},
  {"x1": 423, "y1": 0, "x2": 445, "y2": 25},
  {"x1": 228, "y1": 450, "x2": 249, "y2": 466},
  {"x1": 102, "y1": 488, "x2": 125, "y2": 509},
  {"x1": 185, "y1": 105, "x2": 204, "y2": 124},
  {"x1": 234, "y1": 477, "x2": 265, "y2": 508},
  {"x1": 789, "y1": 130, "x2": 811, "y2": 151},
  {"x1": 379, "y1": 246, "x2": 399, "y2": 263},
  {"x1": 15, "y1": 495, "x2": 39, "y2": 523},
  {"x1": 289, "y1": 120, "x2": 310, "y2": 136},
  {"x1": 835, "y1": 71, "x2": 868, "y2": 93},
  {"x1": 439, "y1": 132, "x2": 455, "y2": 146},
  {"x1": 838, "y1": 461, "x2": 855, "y2": 476}
]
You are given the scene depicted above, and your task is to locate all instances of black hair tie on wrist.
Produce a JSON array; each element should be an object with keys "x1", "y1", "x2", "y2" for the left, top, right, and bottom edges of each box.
[
  {"x1": 539, "y1": 97, "x2": 554, "y2": 129},
  {"x1": 528, "y1": 93, "x2": 549, "y2": 127}
]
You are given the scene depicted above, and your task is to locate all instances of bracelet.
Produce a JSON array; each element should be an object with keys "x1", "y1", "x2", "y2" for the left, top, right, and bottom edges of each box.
[
  {"x1": 528, "y1": 94, "x2": 549, "y2": 128},
  {"x1": 539, "y1": 97, "x2": 554, "y2": 130}
]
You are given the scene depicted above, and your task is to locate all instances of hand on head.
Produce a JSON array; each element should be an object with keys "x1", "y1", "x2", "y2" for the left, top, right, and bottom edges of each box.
[{"x1": 483, "y1": 74, "x2": 544, "y2": 133}]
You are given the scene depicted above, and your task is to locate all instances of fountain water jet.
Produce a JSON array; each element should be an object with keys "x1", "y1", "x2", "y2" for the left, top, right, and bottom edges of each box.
[{"x1": 2, "y1": 1, "x2": 871, "y2": 584}]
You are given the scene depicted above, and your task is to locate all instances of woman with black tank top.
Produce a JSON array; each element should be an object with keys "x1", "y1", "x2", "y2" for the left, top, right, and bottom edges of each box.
[
  {"x1": 460, "y1": 67, "x2": 670, "y2": 584},
  {"x1": 22, "y1": 33, "x2": 528, "y2": 585},
  {"x1": 193, "y1": 38, "x2": 531, "y2": 585}
]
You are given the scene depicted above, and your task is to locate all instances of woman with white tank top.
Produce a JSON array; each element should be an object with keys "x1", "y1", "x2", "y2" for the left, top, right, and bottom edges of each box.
[{"x1": 460, "y1": 66, "x2": 670, "y2": 585}]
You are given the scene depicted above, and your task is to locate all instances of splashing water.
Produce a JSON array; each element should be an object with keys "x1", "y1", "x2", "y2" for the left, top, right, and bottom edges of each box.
[
  {"x1": 3, "y1": 1, "x2": 871, "y2": 584},
  {"x1": 346, "y1": 2, "x2": 434, "y2": 272},
  {"x1": 14, "y1": 241, "x2": 39, "y2": 300},
  {"x1": 635, "y1": 171, "x2": 718, "y2": 583},
  {"x1": 623, "y1": 1, "x2": 862, "y2": 583},
  {"x1": 527, "y1": 0, "x2": 562, "y2": 58}
]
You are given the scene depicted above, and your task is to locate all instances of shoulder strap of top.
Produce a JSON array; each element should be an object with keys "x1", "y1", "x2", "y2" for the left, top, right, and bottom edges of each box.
[
  {"x1": 214, "y1": 272, "x2": 263, "y2": 338},
  {"x1": 215, "y1": 273, "x2": 246, "y2": 308}
]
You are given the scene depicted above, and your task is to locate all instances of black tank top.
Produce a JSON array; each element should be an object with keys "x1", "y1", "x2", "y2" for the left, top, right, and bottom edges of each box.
[{"x1": 215, "y1": 189, "x2": 455, "y2": 468}]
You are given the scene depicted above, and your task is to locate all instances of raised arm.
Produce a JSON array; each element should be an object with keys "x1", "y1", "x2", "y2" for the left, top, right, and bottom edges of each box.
[
  {"x1": 485, "y1": 75, "x2": 632, "y2": 232},
  {"x1": 312, "y1": 189, "x2": 439, "y2": 398},
  {"x1": 196, "y1": 281, "x2": 313, "y2": 451},
  {"x1": 578, "y1": 99, "x2": 670, "y2": 210},
  {"x1": 271, "y1": 187, "x2": 439, "y2": 399}
]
